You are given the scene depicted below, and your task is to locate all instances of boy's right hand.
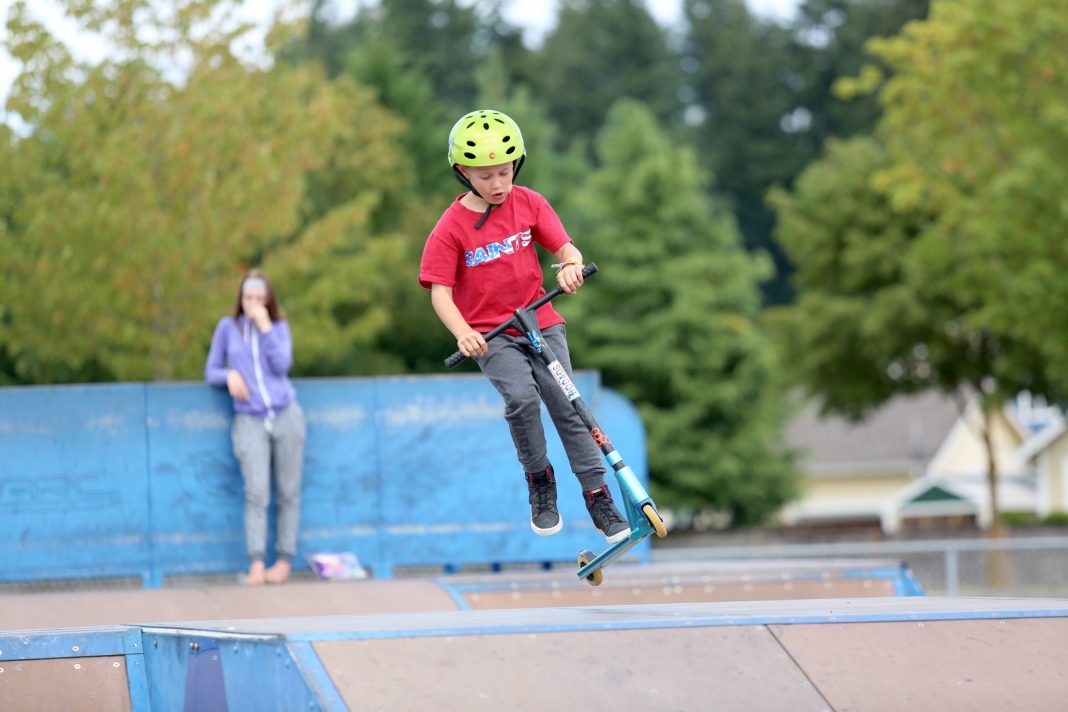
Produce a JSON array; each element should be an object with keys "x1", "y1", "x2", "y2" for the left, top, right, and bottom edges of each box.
[{"x1": 457, "y1": 330, "x2": 489, "y2": 358}]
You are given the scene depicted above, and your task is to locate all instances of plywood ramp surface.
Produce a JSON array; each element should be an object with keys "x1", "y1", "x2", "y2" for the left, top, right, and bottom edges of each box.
[
  {"x1": 773, "y1": 617, "x2": 1068, "y2": 711},
  {"x1": 314, "y1": 626, "x2": 831, "y2": 712},
  {"x1": 0, "y1": 579, "x2": 457, "y2": 631}
]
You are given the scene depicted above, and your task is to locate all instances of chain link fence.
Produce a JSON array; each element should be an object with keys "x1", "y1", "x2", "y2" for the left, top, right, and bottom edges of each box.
[{"x1": 653, "y1": 535, "x2": 1068, "y2": 597}]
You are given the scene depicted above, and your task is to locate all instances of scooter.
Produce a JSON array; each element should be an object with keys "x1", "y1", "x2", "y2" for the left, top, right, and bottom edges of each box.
[{"x1": 445, "y1": 263, "x2": 666, "y2": 586}]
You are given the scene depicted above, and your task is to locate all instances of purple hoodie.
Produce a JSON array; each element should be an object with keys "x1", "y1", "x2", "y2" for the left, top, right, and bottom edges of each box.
[{"x1": 204, "y1": 315, "x2": 296, "y2": 418}]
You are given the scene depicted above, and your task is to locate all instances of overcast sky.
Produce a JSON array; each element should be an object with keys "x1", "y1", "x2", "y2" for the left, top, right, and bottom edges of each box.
[{"x1": 0, "y1": 0, "x2": 801, "y2": 114}]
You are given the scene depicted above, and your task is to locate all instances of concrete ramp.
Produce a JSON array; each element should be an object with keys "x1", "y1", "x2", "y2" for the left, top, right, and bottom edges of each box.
[
  {"x1": 5, "y1": 597, "x2": 1063, "y2": 711},
  {"x1": 0, "y1": 559, "x2": 920, "y2": 632}
]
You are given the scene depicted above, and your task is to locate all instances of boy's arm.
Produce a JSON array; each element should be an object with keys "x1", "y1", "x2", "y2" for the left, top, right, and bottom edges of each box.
[
  {"x1": 430, "y1": 283, "x2": 488, "y2": 357},
  {"x1": 552, "y1": 243, "x2": 585, "y2": 294}
]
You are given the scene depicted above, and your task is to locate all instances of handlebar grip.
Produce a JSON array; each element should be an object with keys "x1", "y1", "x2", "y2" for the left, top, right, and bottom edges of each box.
[
  {"x1": 444, "y1": 350, "x2": 467, "y2": 369},
  {"x1": 581, "y1": 262, "x2": 598, "y2": 278}
]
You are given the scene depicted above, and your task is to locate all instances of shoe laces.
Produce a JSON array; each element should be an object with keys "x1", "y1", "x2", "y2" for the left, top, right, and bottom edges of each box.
[
  {"x1": 527, "y1": 468, "x2": 557, "y2": 511},
  {"x1": 586, "y1": 488, "x2": 625, "y2": 525}
]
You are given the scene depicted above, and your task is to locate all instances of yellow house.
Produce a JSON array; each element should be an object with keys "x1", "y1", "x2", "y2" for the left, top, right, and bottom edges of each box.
[
  {"x1": 781, "y1": 390, "x2": 1034, "y2": 534},
  {"x1": 1011, "y1": 415, "x2": 1068, "y2": 518}
]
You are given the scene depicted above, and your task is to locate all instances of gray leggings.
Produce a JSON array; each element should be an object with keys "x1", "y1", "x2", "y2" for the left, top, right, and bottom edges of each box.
[
  {"x1": 231, "y1": 401, "x2": 306, "y2": 562},
  {"x1": 476, "y1": 324, "x2": 606, "y2": 492}
]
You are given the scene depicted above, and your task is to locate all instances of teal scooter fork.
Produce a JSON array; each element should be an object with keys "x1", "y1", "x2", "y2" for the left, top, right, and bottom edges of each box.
[{"x1": 576, "y1": 448, "x2": 658, "y2": 581}]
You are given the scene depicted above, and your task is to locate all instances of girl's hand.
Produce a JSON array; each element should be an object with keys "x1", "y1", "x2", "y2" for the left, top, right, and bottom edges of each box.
[
  {"x1": 227, "y1": 369, "x2": 250, "y2": 401},
  {"x1": 457, "y1": 329, "x2": 489, "y2": 358},
  {"x1": 557, "y1": 261, "x2": 584, "y2": 294},
  {"x1": 245, "y1": 303, "x2": 273, "y2": 332}
]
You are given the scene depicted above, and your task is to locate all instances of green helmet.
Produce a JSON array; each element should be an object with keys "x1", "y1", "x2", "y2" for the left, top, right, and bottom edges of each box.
[{"x1": 448, "y1": 109, "x2": 525, "y2": 167}]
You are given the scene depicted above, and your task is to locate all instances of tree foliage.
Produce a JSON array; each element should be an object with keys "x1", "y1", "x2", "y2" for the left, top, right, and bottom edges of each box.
[
  {"x1": 793, "y1": 0, "x2": 929, "y2": 142},
  {"x1": 770, "y1": 0, "x2": 1066, "y2": 536},
  {"x1": 861, "y1": 0, "x2": 1068, "y2": 395},
  {"x1": 0, "y1": 0, "x2": 407, "y2": 381},
  {"x1": 529, "y1": 0, "x2": 681, "y2": 148},
  {"x1": 564, "y1": 100, "x2": 796, "y2": 524},
  {"x1": 683, "y1": 0, "x2": 929, "y2": 304}
]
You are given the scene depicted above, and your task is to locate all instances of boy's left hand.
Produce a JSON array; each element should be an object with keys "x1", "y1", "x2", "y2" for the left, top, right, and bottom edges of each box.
[{"x1": 557, "y1": 262, "x2": 584, "y2": 294}]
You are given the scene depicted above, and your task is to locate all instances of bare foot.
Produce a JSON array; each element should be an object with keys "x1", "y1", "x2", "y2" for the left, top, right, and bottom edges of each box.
[
  {"x1": 244, "y1": 561, "x2": 266, "y2": 586},
  {"x1": 265, "y1": 559, "x2": 291, "y2": 584}
]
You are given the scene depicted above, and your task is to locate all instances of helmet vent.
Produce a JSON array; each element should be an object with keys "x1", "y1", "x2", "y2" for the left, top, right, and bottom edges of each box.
[
  {"x1": 466, "y1": 140, "x2": 476, "y2": 146},
  {"x1": 464, "y1": 152, "x2": 476, "y2": 159},
  {"x1": 502, "y1": 135, "x2": 511, "y2": 143},
  {"x1": 483, "y1": 122, "x2": 490, "y2": 130},
  {"x1": 506, "y1": 146, "x2": 515, "y2": 154}
]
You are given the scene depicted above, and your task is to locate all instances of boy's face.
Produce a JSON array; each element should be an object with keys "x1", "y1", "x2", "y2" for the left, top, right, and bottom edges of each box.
[{"x1": 460, "y1": 161, "x2": 514, "y2": 204}]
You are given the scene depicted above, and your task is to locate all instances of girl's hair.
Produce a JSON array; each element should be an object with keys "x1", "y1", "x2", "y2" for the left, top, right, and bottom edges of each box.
[{"x1": 232, "y1": 269, "x2": 283, "y2": 321}]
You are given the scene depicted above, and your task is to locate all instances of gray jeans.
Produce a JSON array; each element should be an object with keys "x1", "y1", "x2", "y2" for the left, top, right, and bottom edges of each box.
[
  {"x1": 476, "y1": 324, "x2": 606, "y2": 491},
  {"x1": 231, "y1": 401, "x2": 306, "y2": 563}
]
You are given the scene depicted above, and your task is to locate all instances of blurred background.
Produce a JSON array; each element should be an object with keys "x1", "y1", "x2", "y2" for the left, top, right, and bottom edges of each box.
[{"x1": 2, "y1": 0, "x2": 1067, "y2": 596}]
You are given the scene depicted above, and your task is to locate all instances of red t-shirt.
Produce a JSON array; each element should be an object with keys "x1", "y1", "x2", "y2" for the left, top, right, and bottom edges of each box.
[{"x1": 419, "y1": 185, "x2": 572, "y2": 333}]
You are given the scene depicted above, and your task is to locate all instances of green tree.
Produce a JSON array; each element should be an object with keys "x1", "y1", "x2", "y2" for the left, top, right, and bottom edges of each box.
[
  {"x1": 857, "y1": 0, "x2": 1068, "y2": 393},
  {"x1": 683, "y1": 0, "x2": 929, "y2": 304},
  {"x1": 527, "y1": 0, "x2": 681, "y2": 149},
  {"x1": 565, "y1": 99, "x2": 796, "y2": 524},
  {"x1": 0, "y1": 0, "x2": 406, "y2": 381},
  {"x1": 294, "y1": 0, "x2": 508, "y2": 111},
  {"x1": 770, "y1": 137, "x2": 945, "y2": 415},
  {"x1": 791, "y1": 0, "x2": 930, "y2": 143},
  {"x1": 683, "y1": 0, "x2": 807, "y2": 305},
  {"x1": 853, "y1": 0, "x2": 1068, "y2": 550},
  {"x1": 770, "y1": 137, "x2": 1052, "y2": 549}
]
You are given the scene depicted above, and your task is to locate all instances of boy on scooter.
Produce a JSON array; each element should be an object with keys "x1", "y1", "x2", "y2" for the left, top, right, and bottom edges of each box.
[{"x1": 418, "y1": 109, "x2": 629, "y2": 544}]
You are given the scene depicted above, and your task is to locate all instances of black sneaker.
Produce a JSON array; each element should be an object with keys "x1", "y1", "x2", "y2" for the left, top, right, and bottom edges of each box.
[
  {"x1": 526, "y1": 465, "x2": 562, "y2": 536},
  {"x1": 584, "y1": 487, "x2": 630, "y2": 543}
]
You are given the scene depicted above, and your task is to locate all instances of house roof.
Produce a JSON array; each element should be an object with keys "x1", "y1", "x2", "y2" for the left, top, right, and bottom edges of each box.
[
  {"x1": 1011, "y1": 415, "x2": 1067, "y2": 467},
  {"x1": 784, "y1": 390, "x2": 966, "y2": 476},
  {"x1": 882, "y1": 473, "x2": 1038, "y2": 531}
]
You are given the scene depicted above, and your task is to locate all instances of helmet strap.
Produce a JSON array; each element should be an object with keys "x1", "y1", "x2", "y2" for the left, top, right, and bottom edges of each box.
[
  {"x1": 452, "y1": 165, "x2": 479, "y2": 196},
  {"x1": 474, "y1": 204, "x2": 494, "y2": 230},
  {"x1": 452, "y1": 156, "x2": 526, "y2": 230}
]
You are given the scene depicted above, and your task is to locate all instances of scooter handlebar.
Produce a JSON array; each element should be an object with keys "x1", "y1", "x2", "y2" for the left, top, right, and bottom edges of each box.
[{"x1": 444, "y1": 262, "x2": 598, "y2": 369}]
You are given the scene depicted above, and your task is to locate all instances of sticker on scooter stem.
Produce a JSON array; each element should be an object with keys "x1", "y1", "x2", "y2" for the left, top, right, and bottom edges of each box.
[{"x1": 548, "y1": 360, "x2": 580, "y2": 401}]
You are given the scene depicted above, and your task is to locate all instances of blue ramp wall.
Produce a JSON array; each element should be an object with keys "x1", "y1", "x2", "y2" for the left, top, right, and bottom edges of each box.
[
  {"x1": 0, "y1": 384, "x2": 153, "y2": 582},
  {"x1": 0, "y1": 373, "x2": 648, "y2": 585}
]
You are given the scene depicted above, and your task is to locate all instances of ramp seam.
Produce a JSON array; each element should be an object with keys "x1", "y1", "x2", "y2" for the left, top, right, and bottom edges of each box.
[{"x1": 767, "y1": 624, "x2": 836, "y2": 712}]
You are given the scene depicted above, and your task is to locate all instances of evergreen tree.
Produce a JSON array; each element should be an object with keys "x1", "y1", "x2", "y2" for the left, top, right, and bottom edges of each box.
[
  {"x1": 293, "y1": 0, "x2": 526, "y2": 113},
  {"x1": 527, "y1": 0, "x2": 681, "y2": 150},
  {"x1": 683, "y1": 0, "x2": 930, "y2": 304},
  {"x1": 792, "y1": 0, "x2": 930, "y2": 143},
  {"x1": 564, "y1": 99, "x2": 796, "y2": 524}
]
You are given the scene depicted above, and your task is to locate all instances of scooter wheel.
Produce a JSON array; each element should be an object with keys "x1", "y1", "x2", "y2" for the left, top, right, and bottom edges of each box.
[
  {"x1": 577, "y1": 549, "x2": 603, "y2": 587},
  {"x1": 642, "y1": 503, "x2": 668, "y2": 539}
]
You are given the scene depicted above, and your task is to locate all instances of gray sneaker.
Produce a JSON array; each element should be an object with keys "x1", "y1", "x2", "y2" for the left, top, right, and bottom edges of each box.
[
  {"x1": 526, "y1": 465, "x2": 562, "y2": 536},
  {"x1": 584, "y1": 486, "x2": 630, "y2": 543}
]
